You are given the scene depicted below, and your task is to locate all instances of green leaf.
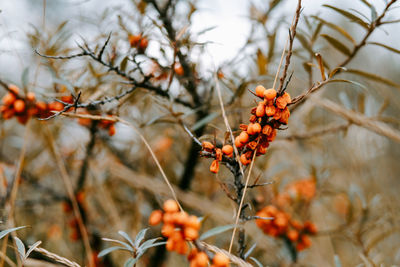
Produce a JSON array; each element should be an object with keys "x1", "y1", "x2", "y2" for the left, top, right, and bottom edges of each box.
[
  {"x1": 323, "y1": 5, "x2": 370, "y2": 29},
  {"x1": 334, "y1": 254, "x2": 342, "y2": 267},
  {"x1": 191, "y1": 112, "x2": 219, "y2": 131},
  {"x1": 0, "y1": 226, "x2": 26, "y2": 240},
  {"x1": 359, "y1": 0, "x2": 377, "y2": 21},
  {"x1": 320, "y1": 34, "x2": 352, "y2": 56},
  {"x1": 367, "y1": 42, "x2": 400, "y2": 54},
  {"x1": 102, "y1": 237, "x2": 133, "y2": 251},
  {"x1": 139, "y1": 237, "x2": 162, "y2": 251},
  {"x1": 134, "y1": 228, "x2": 148, "y2": 248},
  {"x1": 98, "y1": 246, "x2": 129, "y2": 257},
  {"x1": 14, "y1": 237, "x2": 25, "y2": 260},
  {"x1": 311, "y1": 16, "x2": 356, "y2": 44},
  {"x1": 118, "y1": 231, "x2": 135, "y2": 248},
  {"x1": 345, "y1": 69, "x2": 400, "y2": 89},
  {"x1": 199, "y1": 224, "x2": 236, "y2": 241},
  {"x1": 124, "y1": 257, "x2": 139, "y2": 267}
]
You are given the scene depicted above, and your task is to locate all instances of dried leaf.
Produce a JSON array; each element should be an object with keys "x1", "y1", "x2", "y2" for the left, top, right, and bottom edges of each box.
[
  {"x1": 345, "y1": 69, "x2": 400, "y2": 89},
  {"x1": 367, "y1": 42, "x2": 400, "y2": 54},
  {"x1": 257, "y1": 49, "x2": 268, "y2": 75},
  {"x1": 311, "y1": 16, "x2": 356, "y2": 44}
]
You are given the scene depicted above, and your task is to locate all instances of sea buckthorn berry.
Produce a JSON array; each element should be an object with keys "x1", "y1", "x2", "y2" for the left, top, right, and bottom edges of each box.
[
  {"x1": 186, "y1": 215, "x2": 201, "y2": 230},
  {"x1": 267, "y1": 129, "x2": 277, "y2": 142},
  {"x1": 176, "y1": 240, "x2": 189, "y2": 255},
  {"x1": 188, "y1": 248, "x2": 198, "y2": 261},
  {"x1": 262, "y1": 124, "x2": 272, "y2": 136},
  {"x1": 163, "y1": 199, "x2": 180, "y2": 213},
  {"x1": 283, "y1": 92, "x2": 291, "y2": 104},
  {"x1": 2, "y1": 108, "x2": 14, "y2": 119},
  {"x1": 13, "y1": 100, "x2": 25, "y2": 113},
  {"x1": 247, "y1": 141, "x2": 257, "y2": 150},
  {"x1": 252, "y1": 122, "x2": 261, "y2": 134},
  {"x1": 163, "y1": 213, "x2": 174, "y2": 224},
  {"x1": 174, "y1": 64, "x2": 184, "y2": 76},
  {"x1": 8, "y1": 84, "x2": 20, "y2": 95},
  {"x1": 240, "y1": 153, "x2": 251, "y2": 165},
  {"x1": 166, "y1": 238, "x2": 175, "y2": 251},
  {"x1": 291, "y1": 220, "x2": 303, "y2": 231},
  {"x1": 265, "y1": 105, "x2": 276, "y2": 117},
  {"x1": 239, "y1": 124, "x2": 248, "y2": 131},
  {"x1": 48, "y1": 101, "x2": 64, "y2": 111},
  {"x1": 300, "y1": 234, "x2": 312, "y2": 248},
  {"x1": 149, "y1": 210, "x2": 163, "y2": 226},
  {"x1": 184, "y1": 227, "x2": 198, "y2": 240},
  {"x1": 36, "y1": 101, "x2": 47, "y2": 111},
  {"x1": 255, "y1": 85, "x2": 266, "y2": 98},
  {"x1": 249, "y1": 115, "x2": 257, "y2": 123},
  {"x1": 26, "y1": 92, "x2": 36, "y2": 102},
  {"x1": 129, "y1": 34, "x2": 142, "y2": 47},
  {"x1": 247, "y1": 123, "x2": 255, "y2": 135},
  {"x1": 17, "y1": 115, "x2": 29, "y2": 124},
  {"x1": 276, "y1": 96, "x2": 287, "y2": 109},
  {"x1": 2, "y1": 93, "x2": 16, "y2": 105},
  {"x1": 222, "y1": 145, "x2": 233, "y2": 155},
  {"x1": 238, "y1": 131, "x2": 249, "y2": 144},
  {"x1": 139, "y1": 37, "x2": 148, "y2": 52},
  {"x1": 162, "y1": 223, "x2": 175, "y2": 237},
  {"x1": 202, "y1": 141, "x2": 214, "y2": 152},
  {"x1": 273, "y1": 109, "x2": 281, "y2": 120},
  {"x1": 215, "y1": 148, "x2": 223, "y2": 161},
  {"x1": 287, "y1": 229, "x2": 299, "y2": 242},
  {"x1": 280, "y1": 107, "x2": 290, "y2": 124},
  {"x1": 213, "y1": 252, "x2": 229, "y2": 267},
  {"x1": 210, "y1": 160, "x2": 219, "y2": 174},
  {"x1": 195, "y1": 252, "x2": 209, "y2": 267},
  {"x1": 304, "y1": 221, "x2": 317, "y2": 234},
  {"x1": 108, "y1": 124, "x2": 116, "y2": 136},
  {"x1": 256, "y1": 102, "x2": 265, "y2": 117},
  {"x1": 234, "y1": 136, "x2": 244, "y2": 148},
  {"x1": 263, "y1": 88, "x2": 277, "y2": 101},
  {"x1": 175, "y1": 211, "x2": 189, "y2": 225},
  {"x1": 257, "y1": 146, "x2": 266, "y2": 155}
]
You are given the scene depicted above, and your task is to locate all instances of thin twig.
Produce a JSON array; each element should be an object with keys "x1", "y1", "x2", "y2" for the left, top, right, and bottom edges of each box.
[{"x1": 33, "y1": 247, "x2": 81, "y2": 267}]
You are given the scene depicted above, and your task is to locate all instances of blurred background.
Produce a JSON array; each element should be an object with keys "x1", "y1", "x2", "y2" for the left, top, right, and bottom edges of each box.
[{"x1": 1, "y1": 0, "x2": 400, "y2": 266}]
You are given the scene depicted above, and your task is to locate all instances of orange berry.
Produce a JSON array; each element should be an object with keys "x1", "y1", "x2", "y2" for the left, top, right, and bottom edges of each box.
[
  {"x1": 166, "y1": 238, "x2": 175, "y2": 251},
  {"x1": 215, "y1": 148, "x2": 223, "y2": 161},
  {"x1": 163, "y1": 213, "x2": 174, "y2": 224},
  {"x1": 283, "y1": 92, "x2": 291, "y2": 104},
  {"x1": 202, "y1": 141, "x2": 214, "y2": 151},
  {"x1": 1, "y1": 108, "x2": 14, "y2": 119},
  {"x1": 17, "y1": 115, "x2": 29, "y2": 124},
  {"x1": 48, "y1": 101, "x2": 64, "y2": 111},
  {"x1": 287, "y1": 229, "x2": 299, "y2": 242},
  {"x1": 262, "y1": 125, "x2": 272, "y2": 136},
  {"x1": 184, "y1": 227, "x2": 198, "y2": 240},
  {"x1": 256, "y1": 102, "x2": 265, "y2": 117},
  {"x1": 174, "y1": 64, "x2": 184, "y2": 76},
  {"x1": 149, "y1": 210, "x2": 163, "y2": 226},
  {"x1": 2, "y1": 93, "x2": 16, "y2": 106},
  {"x1": 26, "y1": 92, "x2": 36, "y2": 102},
  {"x1": 247, "y1": 141, "x2": 257, "y2": 150},
  {"x1": 235, "y1": 136, "x2": 244, "y2": 148},
  {"x1": 252, "y1": 123, "x2": 261, "y2": 134},
  {"x1": 195, "y1": 252, "x2": 209, "y2": 267},
  {"x1": 108, "y1": 124, "x2": 116, "y2": 136},
  {"x1": 265, "y1": 105, "x2": 276, "y2": 117},
  {"x1": 8, "y1": 84, "x2": 20, "y2": 95},
  {"x1": 213, "y1": 252, "x2": 229, "y2": 267},
  {"x1": 238, "y1": 131, "x2": 249, "y2": 144},
  {"x1": 304, "y1": 221, "x2": 317, "y2": 235},
  {"x1": 257, "y1": 145, "x2": 266, "y2": 155},
  {"x1": 249, "y1": 115, "x2": 257, "y2": 123},
  {"x1": 139, "y1": 37, "x2": 148, "y2": 51},
  {"x1": 36, "y1": 101, "x2": 47, "y2": 111},
  {"x1": 255, "y1": 85, "x2": 266, "y2": 98},
  {"x1": 176, "y1": 240, "x2": 189, "y2": 255},
  {"x1": 279, "y1": 107, "x2": 290, "y2": 124},
  {"x1": 263, "y1": 88, "x2": 276, "y2": 101},
  {"x1": 129, "y1": 34, "x2": 141, "y2": 47},
  {"x1": 264, "y1": 205, "x2": 278, "y2": 215},
  {"x1": 222, "y1": 145, "x2": 233, "y2": 155},
  {"x1": 186, "y1": 215, "x2": 201, "y2": 230},
  {"x1": 276, "y1": 96, "x2": 287, "y2": 109},
  {"x1": 300, "y1": 234, "x2": 312, "y2": 248},
  {"x1": 267, "y1": 129, "x2": 277, "y2": 142},
  {"x1": 240, "y1": 153, "x2": 251, "y2": 165},
  {"x1": 188, "y1": 248, "x2": 198, "y2": 261},
  {"x1": 210, "y1": 160, "x2": 219, "y2": 174},
  {"x1": 13, "y1": 99, "x2": 26, "y2": 113},
  {"x1": 247, "y1": 123, "x2": 255, "y2": 135},
  {"x1": 291, "y1": 220, "x2": 303, "y2": 231},
  {"x1": 175, "y1": 211, "x2": 189, "y2": 225},
  {"x1": 161, "y1": 224, "x2": 175, "y2": 237},
  {"x1": 163, "y1": 199, "x2": 180, "y2": 213}
]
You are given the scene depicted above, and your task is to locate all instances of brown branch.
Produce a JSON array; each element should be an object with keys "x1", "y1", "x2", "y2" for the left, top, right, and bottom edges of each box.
[{"x1": 282, "y1": 123, "x2": 350, "y2": 140}]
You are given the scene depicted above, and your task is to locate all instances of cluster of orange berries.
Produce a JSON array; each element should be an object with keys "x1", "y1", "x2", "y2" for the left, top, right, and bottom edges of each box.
[
  {"x1": 255, "y1": 205, "x2": 317, "y2": 251},
  {"x1": 149, "y1": 200, "x2": 230, "y2": 267},
  {"x1": 233, "y1": 85, "x2": 291, "y2": 166},
  {"x1": 149, "y1": 199, "x2": 201, "y2": 254},
  {"x1": 129, "y1": 34, "x2": 148, "y2": 53},
  {"x1": 201, "y1": 142, "x2": 234, "y2": 173},
  {"x1": 188, "y1": 248, "x2": 229, "y2": 267}
]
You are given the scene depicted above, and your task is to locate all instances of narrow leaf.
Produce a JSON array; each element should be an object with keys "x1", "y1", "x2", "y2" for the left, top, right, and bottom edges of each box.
[
  {"x1": 21, "y1": 67, "x2": 29, "y2": 89},
  {"x1": 0, "y1": 226, "x2": 26, "y2": 240},
  {"x1": 14, "y1": 237, "x2": 25, "y2": 260},
  {"x1": 134, "y1": 228, "x2": 148, "y2": 248},
  {"x1": 257, "y1": 49, "x2": 268, "y2": 75},
  {"x1": 315, "y1": 53, "x2": 326, "y2": 81},
  {"x1": 191, "y1": 112, "x2": 218, "y2": 131},
  {"x1": 367, "y1": 42, "x2": 400, "y2": 54},
  {"x1": 118, "y1": 231, "x2": 135, "y2": 248},
  {"x1": 329, "y1": 67, "x2": 347, "y2": 78},
  {"x1": 98, "y1": 246, "x2": 129, "y2": 257},
  {"x1": 139, "y1": 237, "x2": 161, "y2": 250},
  {"x1": 320, "y1": 34, "x2": 352, "y2": 56},
  {"x1": 199, "y1": 224, "x2": 236, "y2": 241},
  {"x1": 139, "y1": 241, "x2": 166, "y2": 252},
  {"x1": 327, "y1": 79, "x2": 367, "y2": 90},
  {"x1": 102, "y1": 237, "x2": 133, "y2": 251},
  {"x1": 26, "y1": 241, "x2": 42, "y2": 259},
  {"x1": 323, "y1": 5, "x2": 369, "y2": 29},
  {"x1": 345, "y1": 69, "x2": 400, "y2": 89},
  {"x1": 120, "y1": 56, "x2": 129, "y2": 72},
  {"x1": 311, "y1": 16, "x2": 356, "y2": 44}
]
